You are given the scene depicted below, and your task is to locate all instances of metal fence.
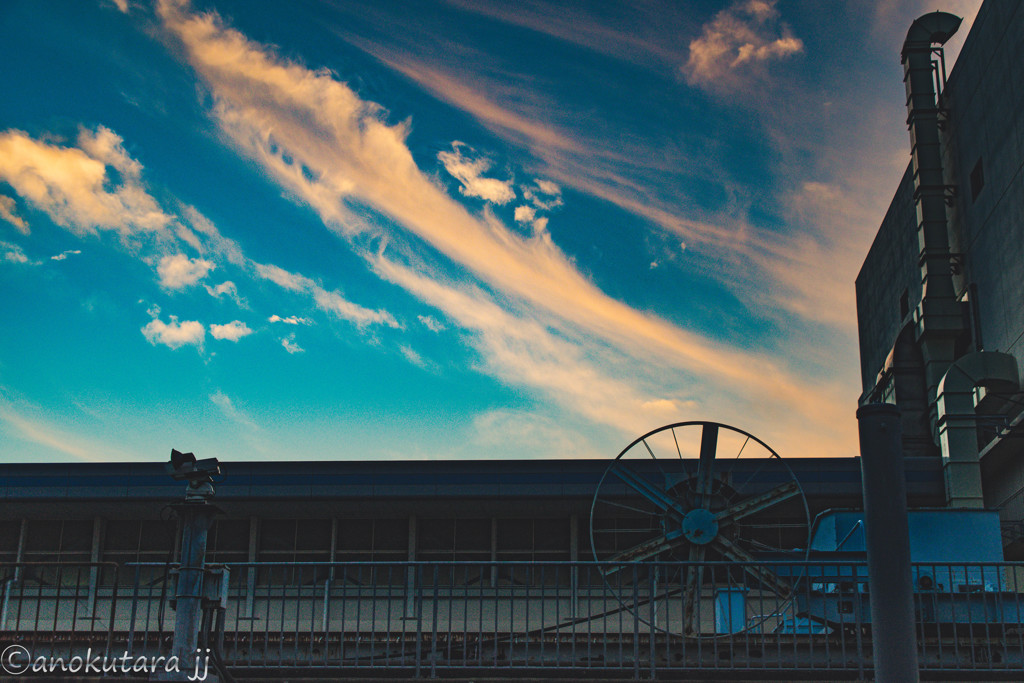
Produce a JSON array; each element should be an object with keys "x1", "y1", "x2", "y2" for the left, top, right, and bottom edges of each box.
[{"x1": 2, "y1": 560, "x2": 1024, "y2": 679}]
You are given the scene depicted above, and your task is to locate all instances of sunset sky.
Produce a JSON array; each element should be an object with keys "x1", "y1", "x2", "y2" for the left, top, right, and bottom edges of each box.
[{"x1": 0, "y1": 0, "x2": 981, "y2": 463}]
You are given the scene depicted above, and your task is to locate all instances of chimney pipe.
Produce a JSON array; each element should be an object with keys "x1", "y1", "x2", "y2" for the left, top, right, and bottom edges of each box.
[{"x1": 901, "y1": 11, "x2": 966, "y2": 444}]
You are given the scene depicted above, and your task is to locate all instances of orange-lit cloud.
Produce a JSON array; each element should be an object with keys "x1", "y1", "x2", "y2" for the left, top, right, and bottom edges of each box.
[
  {"x1": 0, "y1": 127, "x2": 172, "y2": 240},
  {"x1": 0, "y1": 195, "x2": 28, "y2": 233},
  {"x1": 0, "y1": 394, "x2": 133, "y2": 461},
  {"x1": 158, "y1": 253, "x2": 215, "y2": 289},
  {"x1": 0, "y1": 124, "x2": 398, "y2": 336},
  {"x1": 157, "y1": 0, "x2": 857, "y2": 457},
  {"x1": 683, "y1": 0, "x2": 803, "y2": 93},
  {"x1": 254, "y1": 263, "x2": 399, "y2": 328},
  {"x1": 438, "y1": 142, "x2": 516, "y2": 204}
]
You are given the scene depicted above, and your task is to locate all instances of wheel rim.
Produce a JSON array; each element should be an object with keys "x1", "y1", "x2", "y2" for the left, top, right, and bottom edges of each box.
[{"x1": 589, "y1": 421, "x2": 810, "y2": 637}]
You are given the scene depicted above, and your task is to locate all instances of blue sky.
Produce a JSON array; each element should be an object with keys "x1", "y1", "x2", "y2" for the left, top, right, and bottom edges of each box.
[{"x1": 0, "y1": 0, "x2": 980, "y2": 463}]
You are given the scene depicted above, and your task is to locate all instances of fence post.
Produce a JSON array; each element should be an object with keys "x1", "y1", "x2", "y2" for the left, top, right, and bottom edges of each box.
[
  {"x1": 858, "y1": 403, "x2": 919, "y2": 682},
  {"x1": 632, "y1": 565, "x2": 640, "y2": 681},
  {"x1": 415, "y1": 564, "x2": 424, "y2": 678}
]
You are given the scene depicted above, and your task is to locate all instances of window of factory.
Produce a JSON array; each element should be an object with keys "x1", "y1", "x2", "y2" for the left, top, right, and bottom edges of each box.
[
  {"x1": 970, "y1": 157, "x2": 984, "y2": 201},
  {"x1": 496, "y1": 518, "x2": 572, "y2": 586},
  {"x1": 21, "y1": 520, "x2": 93, "y2": 588},
  {"x1": 23, "y1": 520, "x2": 92, "y2": 564},
  {"x1": 102, "y1": 519, "x2": 176, "y2": 585},
  {"x1": 419, "y1": 517, "x2": 490, "y2": 585},
  {"x1": 257, "y1": 518, "x2": 332, "y2": 585},
  {"x1": 335, "y1": 517, "x2": 407, "y2": 562},
  {"x1": 0, "y1": 520, "x2": 21, "y2": 563},
  {"x1": 207, "y1": 518, "x2": 249, "y2": 564},
  {"x1": 336, "y1": 518, "x2": 408, "y2": 587},
  {"x1": 419, "y1": 517, "x2": 491, "y2": 560},
  {"x1": 590, "y1": 515, "x2": 655, "y2": 556}
]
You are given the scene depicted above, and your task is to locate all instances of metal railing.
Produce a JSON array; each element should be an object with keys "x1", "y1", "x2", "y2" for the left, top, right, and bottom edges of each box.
[
  {"x1": 2, "y1": 560, "x2": 1024, "y2": 679},
  {"x1": 0, "y1": 563, "x2": 121, "y2": 663}
]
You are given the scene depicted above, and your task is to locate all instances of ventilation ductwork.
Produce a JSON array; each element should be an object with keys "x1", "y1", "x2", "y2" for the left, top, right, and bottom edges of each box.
[
  {"x1": 902, "y1": 12, "x2": 967, "y2": 445},
  {"x1": 937, "y1": 352, "x2": 1020, "y2": 507}
]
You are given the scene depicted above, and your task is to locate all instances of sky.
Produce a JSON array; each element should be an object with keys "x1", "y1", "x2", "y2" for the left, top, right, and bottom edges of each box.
[{"x1": 0, "y1": 0, "x2": 982, "y2": 464}]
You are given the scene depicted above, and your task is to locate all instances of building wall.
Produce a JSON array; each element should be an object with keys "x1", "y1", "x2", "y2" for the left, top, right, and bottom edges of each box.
[
  {"x1": 856, "y1": 166, "x2": 919, "y2": 394},
  {"x1": 942, "y1": 1, "x2": 1024, "y2": 369},
  {"x1": 858, "y1": 0, "x2": 1024, "y2": 392},
  {"x1": 855, "y1": 0, "x2": 1024, "y2": 539},
  {"x1": 0, "y1": 456, "x2": 946, "y2": 574}
]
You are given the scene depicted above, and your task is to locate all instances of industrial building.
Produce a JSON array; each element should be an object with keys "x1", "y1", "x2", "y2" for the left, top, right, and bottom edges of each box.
[
  {"x1": 855, "y1": 0, "x2": 1024, "y2": 547},
  {"x1": 2, "y1": 0, "x2": 1024, "y2": 679}
]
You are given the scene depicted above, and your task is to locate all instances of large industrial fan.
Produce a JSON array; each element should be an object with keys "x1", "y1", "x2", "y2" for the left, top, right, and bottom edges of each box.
[{"x1": 590, "y1": 421, "x2": 810, "y2": 635}]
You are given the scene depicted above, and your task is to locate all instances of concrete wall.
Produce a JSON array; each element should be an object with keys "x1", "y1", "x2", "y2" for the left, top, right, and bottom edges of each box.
[
  {"x1": 855, "y1": 166, "x2": 918, "y2": 394},
  {"x1": 941, "y1": 0, "x2": 1024, "y2": 374},
  {"x1": 857, "y1": 0, "x2": 1024, "y2": 394}
]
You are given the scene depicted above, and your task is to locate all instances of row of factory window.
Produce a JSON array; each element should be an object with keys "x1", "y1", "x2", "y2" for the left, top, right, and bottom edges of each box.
[
  {"x1": 0, "y1": 516, "x2": 661, "y2": 589},
  {"x1": 0, "y1": 515, "x2": 648, "y2": 567}
]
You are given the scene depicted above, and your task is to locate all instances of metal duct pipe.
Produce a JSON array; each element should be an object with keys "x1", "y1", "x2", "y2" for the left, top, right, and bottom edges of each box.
[
  {"x1": 937, "y1": 351, "x2": 1020, "y2": 507},
  {"x1": 902, "y1": 12, "x2": 967, "y2": 443}
]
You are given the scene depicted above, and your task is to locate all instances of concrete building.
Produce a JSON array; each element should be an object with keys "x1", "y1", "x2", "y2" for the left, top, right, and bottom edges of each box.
[
  {"x1": 0, "y1": 456, "x2": 964, "y2": 679},
  {"x1": 856, "y1": 1, "x2": 1024, "y2": 552},
  {"x1": 1, "y1": 456, "x2": 920, "y2": 574}
]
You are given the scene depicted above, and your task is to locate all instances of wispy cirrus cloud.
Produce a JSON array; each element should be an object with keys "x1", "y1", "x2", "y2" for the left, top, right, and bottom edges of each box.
[
  {"x1": 0, "y1": 393, "x2": 132, "y2": 461},
  {"x1": 0, "y1": 124, "x2": 398, "y2": 345},
  {"x1": 373, "y1": 255, "x2": 690, "y2": 435},
  {"x1": 155, "y1": 0, "x2": 856, "y2": 456},
  {"x1": 255, "y1": 263, "x2": 399, "y2": 328},
  {"x1": 417, "y1": 314, "x2": 444, "y2": 332},
  {"x1": 210, "y1": 389, "x2": 257, "y2": 428},
  {"x1": 438, "y1": 142, "x2": 515, "y2": 204},
  {"x1": 205, "y1": 280, "x2": 242, "y2": 304},
  {"x1": 443, "y1": 0, "x2": 693, "y2": 70},
  {"x1": 281, "y1": 333, "x2": 303, "y2": 354},
  {"x1": 51, "y1": 249, "x2": 81, "y2": 261},
  {"x1": 269, "y1": 314, "x2": 311, "y2": 325},
  {"x1": 2, "y1": 241, "x2": 34, "y2": 265},
  {"x1": 356, "y1": 39, "x2": 856, "y2": 333},
  {"x1": 0, "y1": 195, "x2": 28, "y2": 233}
]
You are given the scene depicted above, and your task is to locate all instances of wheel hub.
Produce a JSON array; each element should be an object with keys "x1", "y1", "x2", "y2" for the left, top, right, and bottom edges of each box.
[{"x1": 681, "y1": 507, "x2": 719, "y2": 545}]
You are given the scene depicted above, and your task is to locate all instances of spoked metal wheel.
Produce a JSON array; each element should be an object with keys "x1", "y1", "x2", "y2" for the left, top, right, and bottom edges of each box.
[{"x1": 589, "y1": 421, "x2": 810, "y2": 636}]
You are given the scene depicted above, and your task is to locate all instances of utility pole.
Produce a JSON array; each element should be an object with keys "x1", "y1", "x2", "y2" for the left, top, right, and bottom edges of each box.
[{"x1": 161, "y1": 449, "x2": 221, "y2": 682}]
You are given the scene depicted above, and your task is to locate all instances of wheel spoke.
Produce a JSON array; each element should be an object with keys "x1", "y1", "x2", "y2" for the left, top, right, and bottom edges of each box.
[
  {"x1": 597, "y1": 498, "x2": 659, "y2": 517},
  {"x1": 601, "y1": 529, "x2": 686, "y2": 575},
  {"x1": 730, "y1": 457, "x2": 771, "y2": 494},
  {"x1": 642, "y1": 438, "x2": 671, "y2": 483},
  {"x1": 608, "y1": 463, "x2": 686, "y2": 521},
  {"x1": 694, "y1": 423, "x2": 719, "y2": 507},
  {"x1": 711, "y1": 535, "x2": 791, "y2": 598},
  {"x1": 682, "y1": 543, "x2": 706, "y2": 635},
  {"x1": 715, "y1": 481, "x2": 800, "y2": 526},
  {"x1": 591, "y1": 421, "x2": 809, "y2": 639}
]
